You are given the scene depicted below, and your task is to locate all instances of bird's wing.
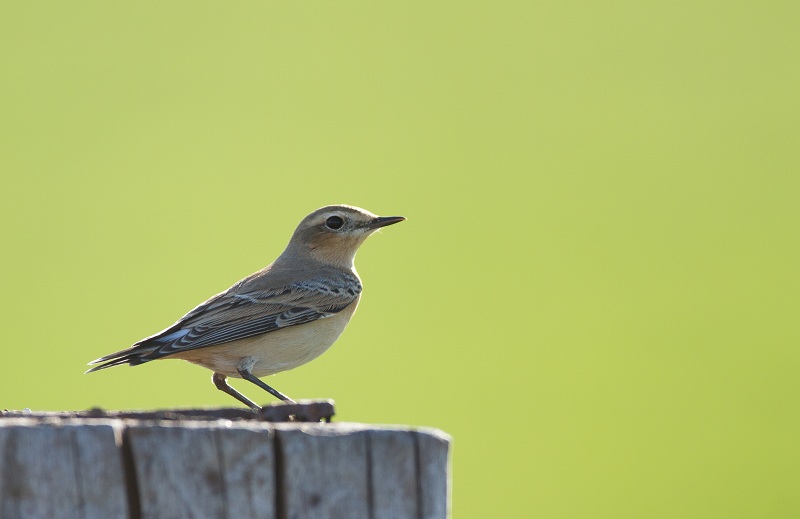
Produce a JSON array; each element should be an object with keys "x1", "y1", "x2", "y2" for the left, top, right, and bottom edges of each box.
[{"x1": 95, "y1": 271, "x2": 362, "y2": 365}]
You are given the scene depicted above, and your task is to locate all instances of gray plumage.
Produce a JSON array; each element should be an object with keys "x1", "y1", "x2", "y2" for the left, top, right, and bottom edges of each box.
[
  {"x1": 87, "y1": 269, "x2": 362, "y2": 371},
  {"x1": 86, "y1": 204, "x2": 404, "y2": 409}
]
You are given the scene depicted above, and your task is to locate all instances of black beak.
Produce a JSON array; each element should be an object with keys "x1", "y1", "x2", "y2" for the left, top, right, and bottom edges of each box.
[{"x1": 366, "y1": 216, "x2": 406, "y2": 230}]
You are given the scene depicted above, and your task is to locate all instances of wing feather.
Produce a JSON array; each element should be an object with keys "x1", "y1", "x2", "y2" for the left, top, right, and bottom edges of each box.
[
  {"x1": 88, "y1": 271, "x2": 362, "y2": 370},
  {"x1": 146, "y1": 273, "x2": 361, "y2": 358}
]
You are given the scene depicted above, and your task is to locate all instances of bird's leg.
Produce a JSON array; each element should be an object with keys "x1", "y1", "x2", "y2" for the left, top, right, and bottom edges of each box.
[
  {"x1": 212, "y1": 372, "x2": 261, "y2": 410},
  {"x1": 237, "y1": 367, "x2": 297, "y2": 404}
]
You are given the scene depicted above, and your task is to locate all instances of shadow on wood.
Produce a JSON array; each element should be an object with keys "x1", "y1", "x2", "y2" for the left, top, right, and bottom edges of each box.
[{"x1": 0, "y1": 410, "x2": 451, "y2": 519}]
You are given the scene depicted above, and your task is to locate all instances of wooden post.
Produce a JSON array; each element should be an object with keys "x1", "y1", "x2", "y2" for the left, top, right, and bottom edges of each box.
[{"x1": 0, "y1": 411, "x2": 451, "y2": 519}]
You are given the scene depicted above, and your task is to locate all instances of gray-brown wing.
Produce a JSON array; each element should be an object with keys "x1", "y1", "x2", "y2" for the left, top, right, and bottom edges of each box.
[
  {"x1": 88, "y1": 273, "x2": 362, "y2": 369},
  {"x1": 147, "y1": 274, "x2": 362, "y2": 357}
]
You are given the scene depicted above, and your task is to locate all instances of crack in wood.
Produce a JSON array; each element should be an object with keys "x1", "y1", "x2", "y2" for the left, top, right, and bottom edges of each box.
[{"x1": 120, "y1": 427, "x2": 142, "y2": 519}]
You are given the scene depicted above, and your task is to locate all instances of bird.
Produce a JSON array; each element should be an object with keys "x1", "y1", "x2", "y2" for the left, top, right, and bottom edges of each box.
[{"x1": 87, "y1": 204, "x2": 405, "y2": 410}]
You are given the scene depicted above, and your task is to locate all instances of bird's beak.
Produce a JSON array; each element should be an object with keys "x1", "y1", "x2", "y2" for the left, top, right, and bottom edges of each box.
[{"x1": 366, "y1": 215, "x2": 406, "y2": 230}]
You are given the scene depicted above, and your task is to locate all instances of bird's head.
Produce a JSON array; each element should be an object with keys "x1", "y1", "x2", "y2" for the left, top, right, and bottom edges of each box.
[{"x1": 283, "y1": 205, "x2": 405, "y2": 268}]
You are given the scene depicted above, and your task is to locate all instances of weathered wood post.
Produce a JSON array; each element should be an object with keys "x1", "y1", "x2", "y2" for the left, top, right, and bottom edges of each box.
[{"x1": 0, "y1": 409, "x2": 451, "y2": 519}]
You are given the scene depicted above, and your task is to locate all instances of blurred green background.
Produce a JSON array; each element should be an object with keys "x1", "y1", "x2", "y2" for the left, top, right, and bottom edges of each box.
[{"x1": 2, "y1": 2, "x2": 798, "y2": 517}]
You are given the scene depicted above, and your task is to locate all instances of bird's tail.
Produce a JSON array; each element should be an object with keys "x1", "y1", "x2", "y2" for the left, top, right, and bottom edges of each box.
[
  {"x1": 85, "y1": 345, "x2": 159, "y2": 373},
  {"x1": 86, "y1": 324, "x2": 192, "y2": 374}
]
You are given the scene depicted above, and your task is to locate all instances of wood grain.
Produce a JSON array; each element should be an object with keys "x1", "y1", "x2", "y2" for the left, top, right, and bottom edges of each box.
[
  {"x1": 214, "y1": 424, "x2": 276, "y2": 519},
  {"x1": 0, "y1": 415, "x2": 451, "y2": 519},
  {"x1": 416, "y1": 428, "x2": 452, "y2": 519},
  {"x1": 369, "y1": 429, "x2": 419, "y2": 519},
  {"x1": 0, "y1": 419, "x2": 127, "y2": 519},
  {"x1": 276, "y1": 423, "x2": 371, "y2": 519}
]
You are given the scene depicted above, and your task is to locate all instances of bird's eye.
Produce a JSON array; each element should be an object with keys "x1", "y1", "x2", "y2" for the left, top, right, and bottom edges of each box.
[{"x1": 325, "y1": 216, "x2": 345, "y2": 230}]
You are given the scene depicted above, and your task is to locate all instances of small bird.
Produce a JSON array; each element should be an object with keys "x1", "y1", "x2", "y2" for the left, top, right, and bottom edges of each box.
[{"x1": 87, "y1": 205, "x2": 405, "y2": 410}]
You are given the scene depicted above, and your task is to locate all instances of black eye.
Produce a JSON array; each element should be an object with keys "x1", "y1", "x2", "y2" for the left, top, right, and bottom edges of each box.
[{"x1": 325, "y1": 216, "x2": 344, "y2": 230}]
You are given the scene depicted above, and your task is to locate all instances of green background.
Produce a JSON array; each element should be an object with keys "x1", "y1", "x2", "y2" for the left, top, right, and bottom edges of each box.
[{"x1": 2, "y1": 2, "x2": 798, "y2": 517}]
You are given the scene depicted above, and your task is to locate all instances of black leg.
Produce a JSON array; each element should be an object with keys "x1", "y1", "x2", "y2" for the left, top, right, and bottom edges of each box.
[
  {"x1": 237, "y1": 367, "x2": 296, "y2": 404},
  {"x1": 212, "y1": 372, "x2": 261, "y2": 410}
]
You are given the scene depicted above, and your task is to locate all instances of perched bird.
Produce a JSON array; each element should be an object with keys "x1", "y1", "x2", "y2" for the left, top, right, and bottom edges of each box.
[{"x1": 87, "y1": 205, "x2": 405, "y2": 410}]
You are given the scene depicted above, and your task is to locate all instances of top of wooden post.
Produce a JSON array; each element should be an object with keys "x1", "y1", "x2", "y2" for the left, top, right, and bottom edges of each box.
[{"x1": 0, "y1": 409, "x2": 451, "y2": 519}]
